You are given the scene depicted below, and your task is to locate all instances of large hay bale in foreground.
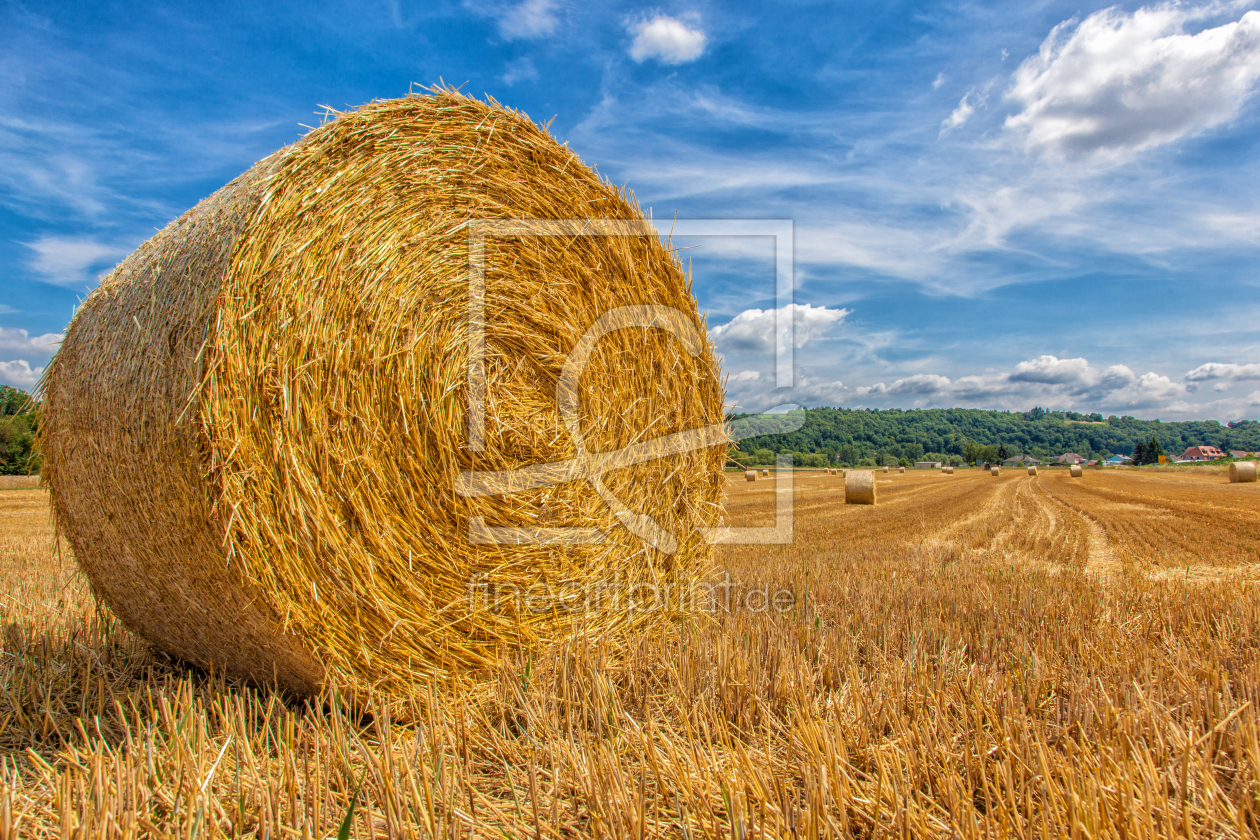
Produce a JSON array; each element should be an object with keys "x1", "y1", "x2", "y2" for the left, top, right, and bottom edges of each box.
[
  {"x1": 1230, "y1": 461, "x2": 1257, "y2": 483},
  {"x1": 1028, "y1": 466, "x2": 1038, "y2": 476},
  {"x1": 39, "y1": 91, "x2": 727, "y2": 700},
  {"x1": 1070, "y1": 464, "x2": 1083, "y2": 477},
  {"x1": 845, "y1": 470, "x2": 876, "y2": 505}
]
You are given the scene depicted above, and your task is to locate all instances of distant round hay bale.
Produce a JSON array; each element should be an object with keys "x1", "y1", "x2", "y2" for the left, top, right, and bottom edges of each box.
[
  {"x1": 1070, "y1": 464, "x2": 1083, "y2": 477},
  {"x1": 761, "y1": 469, "x2": 770, "y2": 477},
  {"x1": 898, "y1": 466, "x2": 905, "y2": 473},
  {"x1": 39, "y1": 91, "x2": 727, "y2": 700},
  {"x1": 745, "y1": 470, "x2": 758, "y2": 482},
  {"x1": 882, "y1": 466, "x2": 889, "y2": 473},
  {"x1": 1229, "y1": 461, "x2": 1257, "y2": 483},
  {"x1": 991, "y1": 467, "x2": 1000, "y2": 476},
  {"x1": 845, "y1": 470, "x2": 876, "y2": 505},
  {"x1": 1028, "y1": 466, "x2": 1037, "y2": 476}
]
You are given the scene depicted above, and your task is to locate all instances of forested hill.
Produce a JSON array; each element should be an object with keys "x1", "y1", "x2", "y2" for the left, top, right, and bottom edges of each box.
[
  {"x1": 0, "y1": 385, "x2": 38, "y2": 475},
  {"x1": 731, "y1": 406, "x2": 1260, "y2": 467}
]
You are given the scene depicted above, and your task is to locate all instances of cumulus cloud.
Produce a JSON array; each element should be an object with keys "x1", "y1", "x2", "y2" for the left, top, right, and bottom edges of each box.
[
  {"x1": 1185, "y1": 361, "x2": 1260, "y2": 382},
  {"x1": 0, "y1": 327, "x2": 61, "y2": 358},
  {"x1": 708, "y1": 303, "x2": 849, "y2": 355},
  {"x1": 1005, "y1": 4, "x2": 1260, "y2": 157},
  {"x1": 835, "y1": 355, "x2": 1194, "y2": 412},
  {"x1": 0, "y1": 360, "x2": 42, "y2": 389},
  {"x1": 628, "y1": 15, "x2": 707, "y2": 64},
  {"x1": 24, "y1": 235, "x2": 126, "y2": 288},
  {"x1": 1010, "y1": 354, "x2": 1092, "y2": 385}
]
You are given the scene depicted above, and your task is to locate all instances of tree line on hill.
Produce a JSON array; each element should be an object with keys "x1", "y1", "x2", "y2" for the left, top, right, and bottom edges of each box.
[
  {"x1": 731, "y1": 406, "x2": 1260, "y2": 468},
  {"x1": 0, "y1": 385, "x2": 39, "y2": 475},
  {"x1": 2, "y1": 383, "x2": 1252, "y2": 474}
]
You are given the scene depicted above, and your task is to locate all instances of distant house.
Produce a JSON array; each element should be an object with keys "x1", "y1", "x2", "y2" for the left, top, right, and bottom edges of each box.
[
  {"x1": 1229, "y1": 450, "x2": 1254, "y2": 459},
  {"x1": 1001, "y1": 455, "x2": 1041, "y2": 466},
  {"x1": 1181, "y1": 445, "x2": 1226, "y2": 461},
  {"x1": 1105, "y1": 454, "x2": 1133, "y2": 465},
  {"x1": 914, "y1": 461, "x2": 943, "y2": 469},
  {"x1": 1053, "y1": 452, "x2": 1087, "y2": 465}
]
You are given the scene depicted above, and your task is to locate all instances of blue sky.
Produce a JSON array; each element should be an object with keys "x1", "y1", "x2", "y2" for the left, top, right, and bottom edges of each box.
[{"x1": 3, "y1": 0, "x2": 1260, "y2": 419}]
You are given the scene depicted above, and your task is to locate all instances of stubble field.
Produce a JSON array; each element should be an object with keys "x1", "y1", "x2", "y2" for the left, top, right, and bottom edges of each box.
[{"x1": 1, "y1": 466, "x2": 1258, "y2": 838}]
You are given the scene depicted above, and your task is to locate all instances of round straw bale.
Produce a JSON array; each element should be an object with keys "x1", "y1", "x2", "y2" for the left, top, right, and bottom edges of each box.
[
  {"x1": 845, "y1": 470, "x2": 876, "y2": 504},
  {"x1": 1070, "y1": 464, "x2": 1083, "y2": 477},
  {"x1": 38, "y1": 91, "x2": 727, "y2": 701},
  {"x1": 1028, "y1": 466, "x2": 1037, "y2": 476},
  {"x1": 745, "y1": 470, "x2": 757, "y2": 482},
  {"x1": 761, "y1": 469, "x2": 770, "y2": 477},
  {"x1": 991, "y1": 467, "x2": 1000, "y2": 476},
  {"x1": 1229, "y1": 461, "x2": 1257, "y2": 483},
  {"x1": 882, "y1": 465, "x2": 889, "y2": 473},
  {"x1": 898, "y1": 466, "x2": 905, "y2": 473}
]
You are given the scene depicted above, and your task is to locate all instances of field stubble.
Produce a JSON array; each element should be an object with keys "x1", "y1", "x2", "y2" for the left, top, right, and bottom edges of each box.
[{"x1": 1, "y1": 468, "x2": 1259, "y2": 837}]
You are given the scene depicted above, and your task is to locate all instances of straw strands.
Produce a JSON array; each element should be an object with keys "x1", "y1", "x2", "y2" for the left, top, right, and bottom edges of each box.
[
  {"x1": 1230, "y1": 461, "x2": 1257, "y2": 483},
  {"x1": 38, "y1": 90, "x2": 727, "y2": 700},
  {"x1": 845, "y1": 470, "x2": 876, "y2": 505}
]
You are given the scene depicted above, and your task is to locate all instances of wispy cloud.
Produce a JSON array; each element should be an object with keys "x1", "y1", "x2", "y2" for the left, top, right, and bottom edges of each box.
[
  {"x1": 474, "y1": 0, "x2": 561, "y2": 40},
  {"x1": 23, "y1": 235, "x2": 129, "y2": 288}
]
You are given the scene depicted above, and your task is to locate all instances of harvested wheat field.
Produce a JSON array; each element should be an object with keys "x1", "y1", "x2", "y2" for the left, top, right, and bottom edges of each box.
[{"x1": 2, "y1": 466, "x2": 1260, "y2": 837}]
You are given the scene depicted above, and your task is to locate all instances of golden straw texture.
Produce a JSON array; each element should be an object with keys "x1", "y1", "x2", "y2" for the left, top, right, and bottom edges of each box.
[
  {"x1": 845, "y1": 470, "x2": 876, "y2": 505},
  {"x1": 40, "y1": 90, "x2": 727, "y2": 700}
]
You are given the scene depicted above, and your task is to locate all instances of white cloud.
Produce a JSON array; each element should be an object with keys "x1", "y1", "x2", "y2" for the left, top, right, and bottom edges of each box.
[
  {"x1": 492, "y1": 0, "x2": 560, "y2": 39},
  {"x1": 0, "y1": 360, "x2": 42, "y2": 389},
  {"x1": 628, "y1": 15, "x2": 707, "y2": 64},
  {"x1": 1185, "y1": 361, "x2": 1260, "y2": 382},
  {"x1": 1010, "y1": 354, "x2": 1091, "y2": 385},
  {"x1": 940, "y1": 92, "x2": 976, "y2": 134},
  {"x1": 24, "y1": 235, "x2": 126, "y2": 288},
  {"x1": 709, "y1": 303, "x2": 850, "y2": 354},
  {"x1": 0, "y1": 327, "x2": 61, "y2": 359},
  {"x1": 730, "y1": 370, "x2": 761, "y2": 382},
  {"x1": 932, "y1": 72, "x2": 946, "y2": 90},
  {"x1": 500, "y1": 56, "x2": 539, "y2": 85},
  {"x1": 1006, "y1": 5, "x2": 1260, "y2": 158}
]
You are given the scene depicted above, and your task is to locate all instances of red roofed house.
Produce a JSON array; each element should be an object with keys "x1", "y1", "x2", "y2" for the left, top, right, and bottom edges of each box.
[{"x1": 1181, "y1": 445, "x2": 1226, "y2": 461}]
